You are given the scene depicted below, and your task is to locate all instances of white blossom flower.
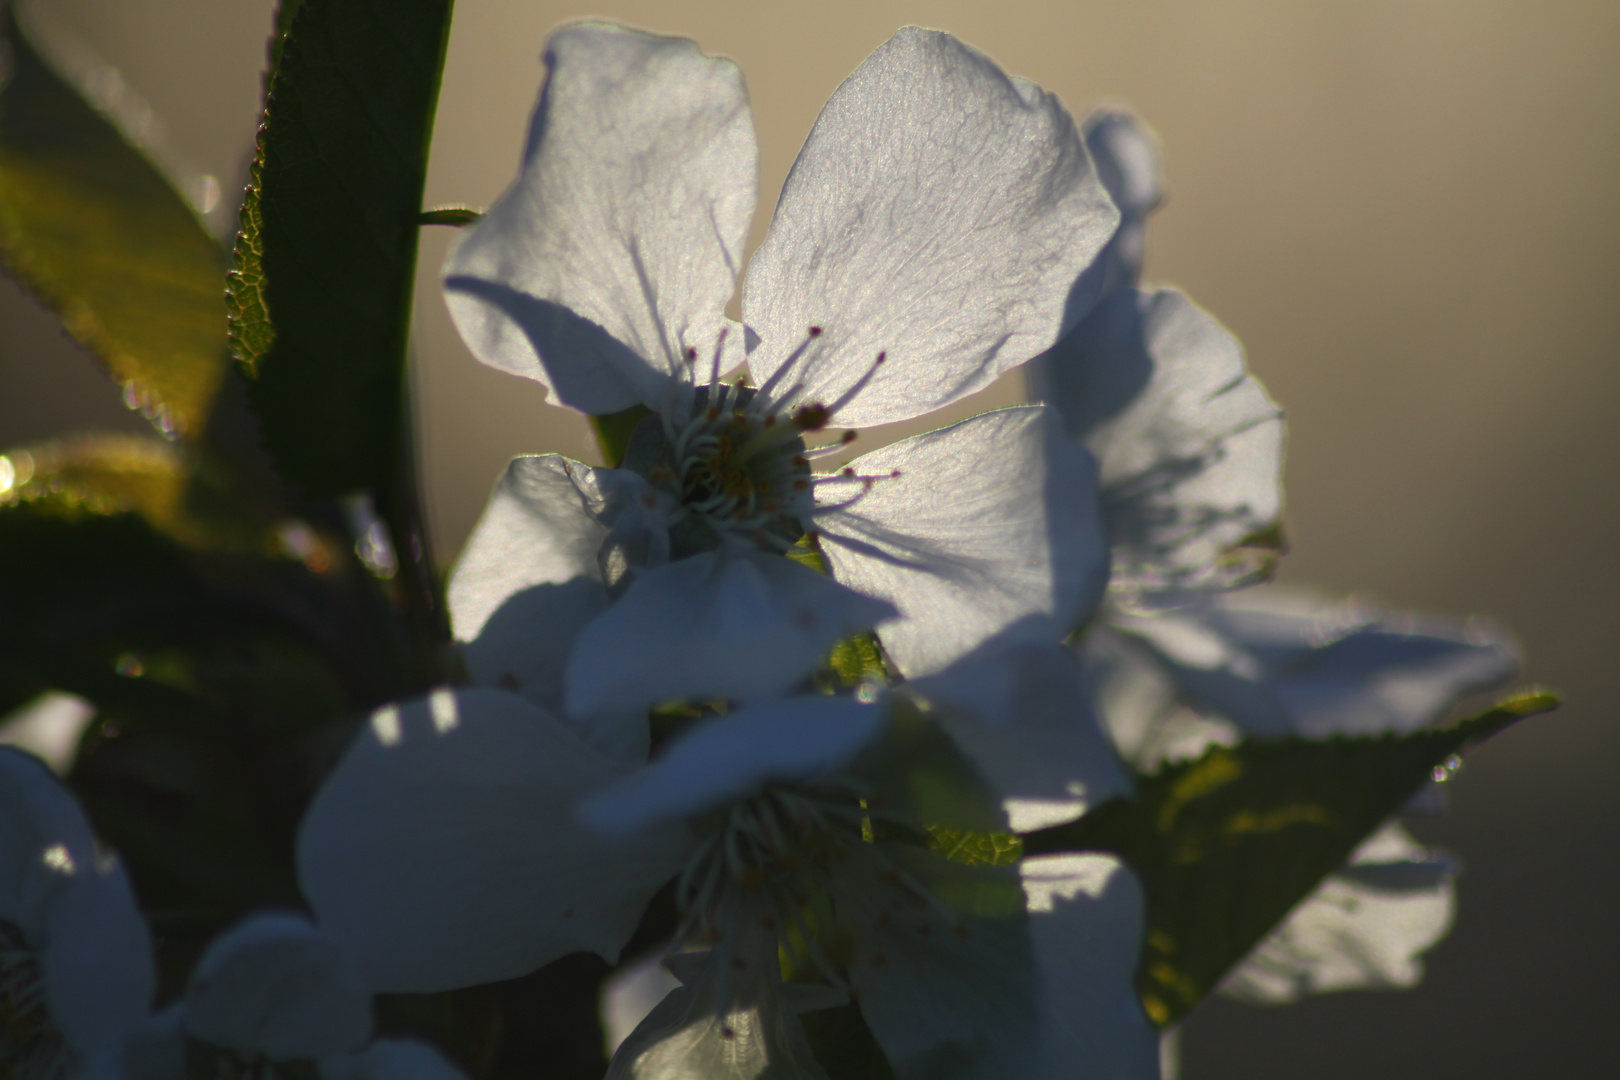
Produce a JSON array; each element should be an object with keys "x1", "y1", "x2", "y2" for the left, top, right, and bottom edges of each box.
[
  {"x1": 1032, "y1": 106, "x2": 1516, "y2": 1045},
  {"x1": 0, "y1": 747, "x2": 153, "y2": 1080},
  {"x1": 443, "y1": 23, "x2": 1118, "y2": 743},
  {"x1": 1030, "y1": 107, "x2": 1284, "y2": 603},
  {"x1": 298, "y1": 642, "x2": 1155, "y2": 1079},
  {"x1": 0, "y1": 752, "x2": 460, "y2": 1080},
  {"x1": 126, "y1": 914, "x2": 466, "y2": 1080}
]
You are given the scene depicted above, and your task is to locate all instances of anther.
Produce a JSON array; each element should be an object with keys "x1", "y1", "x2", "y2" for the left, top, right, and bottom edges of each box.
[
  {"x1": 793, "y1": 404, "x2": 830, "y2": 432},
  {"x1": 808, "y1": 326, "x2": 823, "y2": 337}
]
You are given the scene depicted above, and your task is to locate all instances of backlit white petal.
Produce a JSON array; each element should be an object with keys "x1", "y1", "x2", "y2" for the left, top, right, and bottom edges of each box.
[
  {"x1": 1078, "y1": 109, "x2": 1165, "y2": 293},
  {"x1": 1021, "y1": 854, "x2": 1160, "y2": 1080},
  {"x1": 818, "y1": 407, "x2": 1107, "y2": 677},
  {"x1": 1220, "y1": 822, "x2": 1457, "y2": 1004},
  {"x1": 580, "y1": 697, "x2": 887, "y2": 837},
  {"x1": 843, "y1": 846, "x2": 1037, "y2": 1080},
  {"x1": 1035, "y1": 288, "x2": 1283, "y2": 592},
  {"x1": 911, "y1": 641, "x2": 1131, "y2": 831},
  {"x1": 605, "y1": 951, "x2": 828, "y2": 1080},
  {"x1": 0, "y1": 692, "x2": 95, "y2": 775},
  {"x1": 563, "y1": 548, "x2": 895, "y2": 724},
  {"x1": 743, "y1": 28, "x2": 1117, "y2": 428},
  {"x1": 445, "y1": 22, "x2": 755, "y2": 414},
  {"x1": 184, "y1": 915, "x2": 371, "y2": 1060},
  {"x1": 0, "y1": 749, "x2": 153, "y2": 1065},
  {"x1": 1113, "y1": 585, "x2": 1520, "y2": 740},
  {"x1": 450, "y1": 455, "x2": 662, "y2": 750},
  {"x1": 298, "y1": 690, "x2": 694, "y2": 992}
]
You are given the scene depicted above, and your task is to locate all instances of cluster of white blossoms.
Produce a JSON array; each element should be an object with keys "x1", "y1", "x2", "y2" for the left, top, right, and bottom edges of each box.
[{"x1": 0, "y1": 20, "x2": 1520, "y2": 1080}]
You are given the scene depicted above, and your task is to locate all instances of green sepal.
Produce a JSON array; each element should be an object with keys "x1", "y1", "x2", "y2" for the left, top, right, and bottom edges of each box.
[
  {"x1": 0, "y1": 7, "x2": 229, "y2": 439},
  {"x1": 419, "y1": 206, "x2": 482, "y2": 227},
  {"x1": 927, "y1": 825, "x2": 1024, "y2": 868},
  {"x1": 1025, "y1": 690, "x2": 1559, "y2": 1026},
  {"x1": 227, "y1": 0, "x2": 456, "y2": 497},
  {"x1": 589, "y1": 404, "x2": 653, "y2": 468}
]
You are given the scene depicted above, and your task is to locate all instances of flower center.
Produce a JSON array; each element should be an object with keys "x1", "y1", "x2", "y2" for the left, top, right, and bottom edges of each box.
[
  {"x1": 0, "y1": 921, "x2": 69, "y2": 1080},
  {"x1": 627, "y1": 327, "x2": 899, "y2": 558}
]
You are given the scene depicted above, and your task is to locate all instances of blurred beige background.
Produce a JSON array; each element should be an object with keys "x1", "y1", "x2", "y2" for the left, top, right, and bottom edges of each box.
[{"x1": 3, "y1": 1, "x2": 1616, "y2": 1076}]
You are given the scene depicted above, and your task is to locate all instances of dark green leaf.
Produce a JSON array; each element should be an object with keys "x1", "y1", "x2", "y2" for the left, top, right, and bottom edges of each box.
[
  {"x1": 0, "y1": 435, "x2": 415, "y2": 719},
  {"x1": 265, "y1": 0, "x2": 308, "y2": 94},
  {"x1": 1025, "y1": 691, "x2": 1559, "y2": 1026},
  {"x1": 0, "y1": 8, "x2": 228, "y2": 438},
  {"x1": 227, "y1": 0, "x2": 456, "y2": 496},
  {"x1": 802, "y1": 1003, "x2": 897, "y2": 1080}
]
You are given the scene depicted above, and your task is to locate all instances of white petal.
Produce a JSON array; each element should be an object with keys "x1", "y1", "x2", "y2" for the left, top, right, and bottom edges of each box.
[
  {"x1": 842, "y1": 846, "x2": 1037, "y2": 1080},
  {"x1": 743, "y1": 28, "x2": 1118, "y2": 428},
  {"x1": 1078, "y1": 109, "x2": 1165, "y2": 293},
  {"x1": 580, "y1": 697, "x2": 887, "y2": 837},
  {"x1": 602, "y1": 954, "x2": 683, "y2": 1057},
  {"x1": 1021, "y1": 854, "x2": 1160, "y2": 1080},
  {"x1": 297, "y1": 690, "x2": 695, "y2": 992},
  {"x1": 606, "y1": 951, "x2": 828, "y2": 1080},
  {"x1": 320, "y1": 1040, "x2": 469, "y2": 1080},
  {"x1": 1035, "y1": 288, "x2": 1283, "y2": 592},
  {"x1": 563, "y1": 548, "x2": 895, "y2": 724},
  {"x1": 0, "y1": 749, "x2": 153, "y2": 1065},
  {"x1": 1219, "y1": 822, "x2": 1457, "y2": 1004},
  {"x1": 817, "y1": 407, "x2": 1108, "y2": 677},
  {"x1": 1114, "y1": 585, "x2": 1521, "y2": 739},
  {"x1": 450, "y1": 455, "x2": 662, "y2": 752},
  {"x1": 1079, "y1": 624, "x2": 1240, "y2": 772},
  {"x1": 183, "y1": 914, "x2": 371, "y2": 1060},
  {"x1": 1085, "y1": 110, "x2": 1164, "y2": 224},
  {"x1": 444, "y1": 22, "x2": 755, "y2": 414},
  {"x1": 0, "y1": 692, "x2": 96, "y2": 775},
  {"x1": 910, "y1": 642, "x2": 1131, "y2": 832}
]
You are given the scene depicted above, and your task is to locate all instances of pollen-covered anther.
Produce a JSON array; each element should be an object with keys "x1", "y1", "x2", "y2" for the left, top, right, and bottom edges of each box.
[{"x1": 792, "y1": 404, "x2": 831, "y2": 432}]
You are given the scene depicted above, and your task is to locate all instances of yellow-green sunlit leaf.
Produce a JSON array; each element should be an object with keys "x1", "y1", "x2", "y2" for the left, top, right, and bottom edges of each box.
[
  {"x1": 0, "y1": 436, "x2": 285, "y2": 555},
  {"x1": 927, "y1": 825, "x2": 1025, "y2": 867},
  {"x1": 0, "y1": 8, "x2": 228, "y2": 438}
]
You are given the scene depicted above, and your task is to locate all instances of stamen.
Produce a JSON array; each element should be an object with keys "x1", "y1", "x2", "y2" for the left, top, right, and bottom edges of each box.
[
  {"x1": 823, "y1": 351, "x2": 887, "y2": 417},
  {"x1": 755, "y1": 328, "x2": 823, "y2": 402},
  {"x1": 792, "y1": 404, "x2": 831, "y2": 432}
]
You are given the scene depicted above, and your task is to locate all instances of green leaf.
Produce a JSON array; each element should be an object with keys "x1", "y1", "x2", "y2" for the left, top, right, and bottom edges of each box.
[
  {"x1": 227, "y1": 0, "x2": 456, "y2": 496},
  {"x1": 0, "y1": 435, "x2": 283, "y2": 554},
  {"x1": 0, "y1": 435, "x2": 415, "y2": 717},
  {"x1": 926, "y1": 825, "x2": 1024, "y2": 867},
  {"x1": 801, "y1": 1004, "x2": 897, "y2": 1080},
  {"x1": 0, "y1": 8, "x2": 229, "y2": 438},
  {"x1": 1025, "y1": 691, "x2": 1559, "y2": 1026}
]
